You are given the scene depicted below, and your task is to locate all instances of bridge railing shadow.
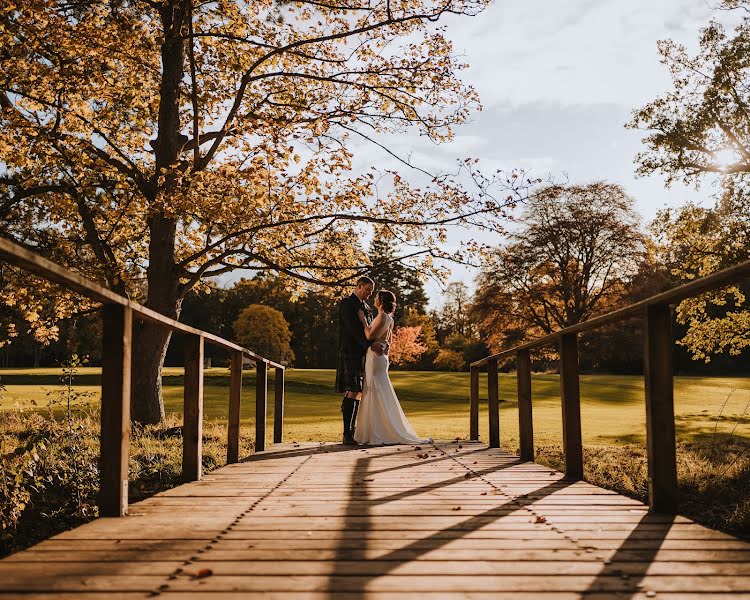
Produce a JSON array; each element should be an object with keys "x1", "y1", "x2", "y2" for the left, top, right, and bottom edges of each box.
[{"x1": 325, "y1": 444, "x2": 576, "y2": 598}]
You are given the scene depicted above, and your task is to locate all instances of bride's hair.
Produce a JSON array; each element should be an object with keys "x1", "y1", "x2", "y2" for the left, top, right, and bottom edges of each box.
[{"x1": 378, "y1": 290, "x2": 397, "y2": 314}]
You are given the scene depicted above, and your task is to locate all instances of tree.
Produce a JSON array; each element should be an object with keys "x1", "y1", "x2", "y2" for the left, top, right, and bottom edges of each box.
[
  {"x1": 435, "y1": 281, "x2": 471, "y2": 339},
  {"x1": 442, "y1": 331, "x2": 488, "y2": 370},
  {"x1": 233, "y1": 305, "x2": 294, "y2": 365},
  {"x1": 630, "y1": 7, "x2": 750, "y2": 186},
  {"x1": 651, "y1": 195, "x2": 750, "y2": 361},
  {"x1": 389, "y1": 326, "x2": 428, "y2": 367},
  {"x1": 577, "y1": 250, "x2": 671, "y2": 373},
  {"x1": 368, "y1": 238, "x2": 428, "y2": 321},
  {"x1": 631, "y1": 2, "x2": 750, "y2": 363},
  {"x1": 1, "y1": 0, "x2": 529, "y2": 423},
  {"x1": 433, "y1": 348, "x2": 464, "y2": 371},
  {"x1": 287, "y1": 290, "x2": 339, "y2": 369},
  {"x1": 221, "y1": 276, "x2": 295, "y2": 342},
  {"x1": 471, "y1": 183, "x2": 645, "y2": 352},
  {"x1": 400, "y1": 307, "x2": 439, "y2": 369}
]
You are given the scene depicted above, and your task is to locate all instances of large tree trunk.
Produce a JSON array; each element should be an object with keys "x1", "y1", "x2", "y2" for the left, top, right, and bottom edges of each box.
[
  {"x1": 131, "y1": 324, "x2": 171, "y2": 424},
  {"x1": 130, "y1": 215, "x2": 182, "y2": 424},
  {"x1": 129, "y1": 2, "x2": 188, "y2": 424}
]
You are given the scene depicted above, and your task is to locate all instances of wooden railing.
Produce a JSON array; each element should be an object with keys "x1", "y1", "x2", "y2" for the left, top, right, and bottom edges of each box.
[
  {"x1": 470, "y1": 258, "x2": 750, "y2": 513},
  {"x1": 0, "y1": 237, "x2": 286, "y2": 517}
]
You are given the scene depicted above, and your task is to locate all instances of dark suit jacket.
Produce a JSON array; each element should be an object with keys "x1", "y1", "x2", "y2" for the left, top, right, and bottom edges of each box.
[{"x1": 338, "y1": 293, "x2": 373, "y2": 355}]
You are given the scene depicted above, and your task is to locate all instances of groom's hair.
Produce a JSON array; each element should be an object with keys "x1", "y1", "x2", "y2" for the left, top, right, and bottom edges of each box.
[{"x1": 356, "y1": 276, "x2": 375, "y2": 287}]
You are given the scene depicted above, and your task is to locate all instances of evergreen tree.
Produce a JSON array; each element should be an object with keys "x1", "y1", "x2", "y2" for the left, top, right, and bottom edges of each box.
[{"x1": 368, "y1": 239, "x2": 428, "y2": 320}]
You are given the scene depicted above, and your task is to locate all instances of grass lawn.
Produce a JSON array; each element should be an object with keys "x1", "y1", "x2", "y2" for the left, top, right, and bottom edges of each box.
[{"x1": 2, "y1": 367, "x2": 749, "y2": 450}]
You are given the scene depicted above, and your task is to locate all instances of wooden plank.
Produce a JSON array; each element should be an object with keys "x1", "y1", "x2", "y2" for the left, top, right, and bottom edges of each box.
[
  {"x1": 182, "y1": 334, "x2": 204, "y2": 482},
  {"x1": 4, "y1": 442, "x2": 750, "y2": 598},
  {"x1": 99, "y1": 303, "x2": 132, "y2": 517},
  {"x1": 15, "y1": 547, "x2": 749, "y2": 564},
  {"x1": 227, "y1": 350, "x2": 243, "y2": 464},
  {"x1": 516, "y1": 349, "x2": 534, "y2": 461},
  {"x1": 28, "y1": 574, "x2": 741, "y2": 593},
  {"x1": 644, "y1": 303, "x2": 678, "y2": 513},
  {"x1": 559, "y1": 332, "x2": 583, "y2": 480},
  {"x1": 487, "y1": 359, "x2": 499, "y2": 448},
  {"x1": 469, "y1": 365, "x2": 479, "y2": 441},
  {"x1": 255, "y1": 360, "x2": 268, "y2": 452},
  {"x1": 0, "y1": 593, "x2": 744, "y2": 600},
  {"x1": 154, "y1": 559, "x2": 750, "y2": 576},
  {"x1": 274, "y1": 366, "x2": 285, "y2": 444}
]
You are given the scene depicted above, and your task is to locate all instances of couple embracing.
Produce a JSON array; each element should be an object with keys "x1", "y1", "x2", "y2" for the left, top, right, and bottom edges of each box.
[{"x1": 335, "y1": 276, "x2": 431, "y2": 446}]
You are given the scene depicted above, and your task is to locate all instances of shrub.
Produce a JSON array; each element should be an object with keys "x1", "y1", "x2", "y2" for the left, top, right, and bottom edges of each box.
[
  {"x1": 433, "y1": 348, "x2": 465, "y2": 371},
  {"x1": 233, "y1": 304, "x2": 294, "y2": 364}
]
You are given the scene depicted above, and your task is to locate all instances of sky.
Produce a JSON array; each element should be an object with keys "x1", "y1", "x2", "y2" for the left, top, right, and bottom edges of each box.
[{"x1": 344, "y1": 0, "x2": 742, "y2": 308}]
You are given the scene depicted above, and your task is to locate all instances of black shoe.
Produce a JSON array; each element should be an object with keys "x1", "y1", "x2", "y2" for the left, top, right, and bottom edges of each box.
[{"x1": 342, "y1": 435, "x2": 358, "y2": 446}]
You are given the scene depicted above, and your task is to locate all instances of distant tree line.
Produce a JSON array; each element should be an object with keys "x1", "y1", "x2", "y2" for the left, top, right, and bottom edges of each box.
[{"x1": 3, "y1": 185, "x2": 750, "y2": 374}]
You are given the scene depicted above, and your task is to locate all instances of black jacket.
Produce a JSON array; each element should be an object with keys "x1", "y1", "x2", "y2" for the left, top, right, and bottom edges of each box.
[{"x1": 338, "y1": 293, "x2": 373, "y2": 354}]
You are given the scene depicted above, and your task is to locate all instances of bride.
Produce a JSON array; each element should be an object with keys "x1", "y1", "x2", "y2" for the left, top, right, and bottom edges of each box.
[{"x1": 354, "y1": 290, "x2": 431, "y2": 446}]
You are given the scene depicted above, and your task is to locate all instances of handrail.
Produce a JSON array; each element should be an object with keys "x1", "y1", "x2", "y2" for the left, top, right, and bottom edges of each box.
[
  {"x1": 0, "y1": 237, "x2": 284, "y2": 368},
  {"x1": 0, "y1": 236, "x2": 286, "y2": 517},
  {"x1": 469, "y1": 256, "x2": 750, "y2": 514},
  {"x1": 472, "y1": 256, "x2": 750, "y2": 367}
]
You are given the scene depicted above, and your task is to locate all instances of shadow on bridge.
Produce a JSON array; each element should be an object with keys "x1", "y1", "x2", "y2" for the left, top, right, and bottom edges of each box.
[
  {"x1": 582, "y1": 513, "x2": 675, "y2": 599},
  {"x1": 324, "y1": 445, "x2": 576, "y2": 597}
]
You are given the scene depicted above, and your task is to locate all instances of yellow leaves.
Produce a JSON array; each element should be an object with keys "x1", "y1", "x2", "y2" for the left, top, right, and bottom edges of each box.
[
  {"x1": 0, "y1": 268, "x2": 90, "y2": 348},
  {"x1": 1, "y1": 0, "x2": 503, "y2": 302}
]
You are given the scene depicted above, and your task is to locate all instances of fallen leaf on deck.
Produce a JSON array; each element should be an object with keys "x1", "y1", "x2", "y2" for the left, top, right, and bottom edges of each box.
[
  {"x1": 534, "y1": 516, "x2": 547, "y2": 524},
  {"x1": 452, "y1": 506, "x2": 462, "y2": 511}
]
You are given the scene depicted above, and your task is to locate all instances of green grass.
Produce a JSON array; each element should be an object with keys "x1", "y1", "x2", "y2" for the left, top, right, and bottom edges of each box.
[{"x1": 2, "y1": 367, "x2": 749, "y2": 448}]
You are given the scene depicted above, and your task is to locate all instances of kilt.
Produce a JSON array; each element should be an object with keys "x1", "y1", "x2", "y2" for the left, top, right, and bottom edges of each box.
[{"x1": 335, "y1": 347, "x2": 366, "y2": 393}]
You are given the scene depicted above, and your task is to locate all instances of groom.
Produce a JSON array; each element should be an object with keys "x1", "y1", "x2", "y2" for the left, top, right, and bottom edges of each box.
[{"x1": 335, "y1": 276, "x2": 385, "y2": 445}]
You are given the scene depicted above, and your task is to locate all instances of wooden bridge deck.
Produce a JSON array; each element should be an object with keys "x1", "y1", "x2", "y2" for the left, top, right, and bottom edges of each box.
[{"x1": 2, "y1": 441, "x2": 750, "y2": 599}]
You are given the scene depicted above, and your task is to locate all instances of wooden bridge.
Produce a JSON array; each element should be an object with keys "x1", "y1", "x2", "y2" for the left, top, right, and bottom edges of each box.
[
  {"x1": 3, "y1": 441, "x2": 750, "y2": 598},
  {"x1": 3, "y1": 238, "x2": 750, "y2": 598}
]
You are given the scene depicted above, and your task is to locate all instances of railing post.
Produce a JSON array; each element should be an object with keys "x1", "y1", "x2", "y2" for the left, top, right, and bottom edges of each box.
[
  {"x1": 516, "y1": 349, "x2": 534, "y2": 462},
  {"x1": 559, "y1": 333, "x2": 583, "y2": 480},
  {"x1": 470, "y1": 365, "x2": 480, "y2": 441},
  {"x1": 274, "y1": 367, "x2": 285, "y2": 444},
  {"x1": 255, "y1": 360, "x2": 268, "y2": 452},
  {"x1": 644, "y1": 304, "x2": 678, "y2": 513},
  {"x1": 227, "y1": 350, "x2": 243, "y2": 464},
  {"x1": 487, "y1": 359, "x2": 500, "y2": 448},
  {"x1": 183, "y1": 335, "x2": 204, "y2": 481},
  {"x1": 99, "y1": 304, "x2": 132, "y2": 517}
]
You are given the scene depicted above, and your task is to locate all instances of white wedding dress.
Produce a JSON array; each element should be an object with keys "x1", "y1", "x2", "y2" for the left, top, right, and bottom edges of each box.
[{"x1": 355, "y1": 314, "x2": 432, "y2": 446}]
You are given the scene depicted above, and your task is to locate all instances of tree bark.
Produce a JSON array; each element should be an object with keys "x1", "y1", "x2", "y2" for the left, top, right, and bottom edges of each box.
[
  {"x1": 129, "y1": 2, "x2": 189, "y2": 424},
  {"x1": 130, "y1": 215, "x2": 182, "y2": 424}
]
